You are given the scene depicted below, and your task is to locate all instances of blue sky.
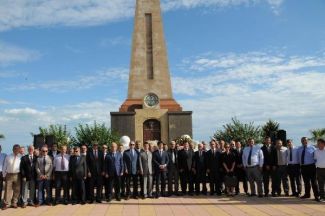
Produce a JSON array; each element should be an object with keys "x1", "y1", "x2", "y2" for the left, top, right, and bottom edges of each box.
[{"x1": 1, "y1": 0, "x2": 325, "y2": 153}]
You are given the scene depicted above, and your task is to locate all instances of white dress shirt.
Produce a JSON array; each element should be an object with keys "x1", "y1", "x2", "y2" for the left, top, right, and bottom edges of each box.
[
  {"x1": 242, "y1": 145, "x2": 264, "y2": 168},
  {"x1": 314, "y1": 148, "x2": 325, "y2": 168},
  {"x1": 277, "y1": 146, "x2": 288, "y2": 166},
  {"x1": 0, "y1": 152, "x2": 7, "y2": 172},
  {"x1": 3, "y1": 154, "x2": 21, "y2": 177},
  {"x1": 53, "y1": 154, "x2": 70, "y2": 172}
]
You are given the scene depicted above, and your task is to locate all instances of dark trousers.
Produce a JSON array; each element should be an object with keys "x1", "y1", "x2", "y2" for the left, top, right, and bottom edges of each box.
[
  {"x1": 138, "y1": 174, "x2": 144, "y2": 197},
  {"x1": 38, "y1": 180, "x2": 50, "y2": 204},
  {"x1": 125, "y1": 174, "x2": 138, "y2": 197},
  {"x1": 120, "y1": 175, "x2": 126, "y2": 197},
  {"x1": 103, "y1": 176, "x2": 109, "y2": 199},
  {"x1": 208, "y1": 172, "x2": 221, "y2": 195},
  {"x1": 195, "y1": 172, "x2": 207, "y2": 194},
  {"x1": 85, "y1": 178, "x2": 90, "y2": 201},
  {"x1": 179, "y1": 170, "x2": 194, "y2": 194},
  {"x1": 274, "y1": 166, "x2": 289, "y2": 195},
  {"x1": 55, "y1": 171, "x2": 69, "y2": 202},
  {"x1": 287, "y1": 164, "x2": 301, "y2": 195},
  {"x1": 108, "y1": 175, "x2": 121, "y2": 200},
  {"x1": 155, "y1": 171, "x2": 167, "y2": 197},
  {"x1": 168, "y1": 166, "x2": 179, "y2": 195},
  {"x1": 301, "y1": 164, "x2": 319, "y2": 198},
  {"x1": 235, "y1": 169, "x2": 248, "y2": 194},
  {"x1": 89, "y1": 174, "x2": 103, "y2": 201},
  {"x1": 0, "y1": 172, "x2": 3, "y2": 202},
  {"x1": 316, "y1": 168, "x2": 325, "y2": 198},
  {"x1": 72, "y1": 178, "x2": 86, "y2": 203},
  {"x1": 263, "y1": 169, "x2": 276, "y2": 195}
]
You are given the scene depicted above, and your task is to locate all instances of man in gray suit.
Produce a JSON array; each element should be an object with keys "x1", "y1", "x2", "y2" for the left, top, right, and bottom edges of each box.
[
  {"x1": 35, "y1": 146, "x2": 53, "y2": 206},
  {"x1": 139, "y1": 142, "x2": 153, "y2": 198}
]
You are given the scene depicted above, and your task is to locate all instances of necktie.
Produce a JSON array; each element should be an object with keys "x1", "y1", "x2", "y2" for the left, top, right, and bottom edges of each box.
[
  {"x1": 30, "y1": 155, "x2": 33, "y2": 163},
  {"x1": 160, "y1": 150, "x2": 162, "y2": 157},
  {"x1": 95, "y1": 150, "x2": 98, "y2": 159},
  {"x1": 289, "y1": 149, "x2": 293, "y2": 162},
  {"x1": 278, "y1": 149, "x2": 283, "y2": 165},
  {"x1": 172, "y1": 151, "x2": 175, "y2": 163},
  {"x1": 248, "y1": 147, "x2": 253, "y2": 166},
  {"x1": 43, "y1": 156, "x2": 46, "y2": 175},
  {"x1": 301, "y1": 146, "x2": 306, "y2": 165},
  {"x1": 61, "y1": 155, "x2": 65, "y2": 170}
]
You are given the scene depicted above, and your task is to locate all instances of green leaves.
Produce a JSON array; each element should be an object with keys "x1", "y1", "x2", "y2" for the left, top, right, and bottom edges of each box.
[
  {"x1": 213, "y1": 117, "x2": 262, "y2": 146},
  {"x1": 309, "y1": 128, "x2": 325, "y2": 143},
  {"x1": 72, "y1": 121, "x2": 119, "y2": 148},
  {"x1": 0, "y1": 133, "x2": 5, "y2": 139},
  {"x1": 32, "y1": 122, "x2": 119, "y2": 148},
  {"x1": 262, "y1": 119, "x2": 280, "y2": 138}
]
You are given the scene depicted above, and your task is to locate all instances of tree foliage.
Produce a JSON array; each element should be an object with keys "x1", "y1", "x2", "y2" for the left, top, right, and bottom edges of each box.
[
  {"x1": 309, "y1": 128, "x2": 325, "y2": 143},
  {"x1": 31, "y1": 124, "x2": 71, "y2": 148},
  {"x1": 213, "y1": 117, "x2": 262, "y2": 146},
  {"x1": 262, "y1": 119, "x2": 280, "y2": 138},
  {"x1": 72, "y1": 121, "x2": 119, "y2": 148},
  {"x1": 0, "y1": 133, "x2": 5, "y2": 139}
]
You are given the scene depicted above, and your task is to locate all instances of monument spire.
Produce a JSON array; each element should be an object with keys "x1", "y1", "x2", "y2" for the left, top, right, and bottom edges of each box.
[{"x1": 120, "y1": 0, "x2": 181, "y2": 112}]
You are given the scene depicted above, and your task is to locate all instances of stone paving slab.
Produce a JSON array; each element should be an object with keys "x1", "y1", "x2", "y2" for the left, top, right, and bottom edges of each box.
[{"x1": 1, "y1": 195, "x2": 324, "y2": 216}]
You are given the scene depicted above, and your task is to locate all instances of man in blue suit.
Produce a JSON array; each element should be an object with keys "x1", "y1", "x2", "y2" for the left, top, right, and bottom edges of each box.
[
  {"x1": 105, "y1": 142, "x2": 124, "y2": 201},
  {"x1": 153, "y1": 141, "x2": 169, "y2": 198},
  {"x1": 123, "y1": 141, "x2": 140, "y2": 199}
]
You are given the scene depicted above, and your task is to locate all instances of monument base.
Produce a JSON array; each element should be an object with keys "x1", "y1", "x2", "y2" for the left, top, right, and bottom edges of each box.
[{"x1": 110, "y1": 111, "x2": 192, "y2": 144}]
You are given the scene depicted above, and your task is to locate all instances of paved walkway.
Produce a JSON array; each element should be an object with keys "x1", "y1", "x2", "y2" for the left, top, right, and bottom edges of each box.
[{"x1": 1, "y1": 195, "x2": 324, "y2": 216}]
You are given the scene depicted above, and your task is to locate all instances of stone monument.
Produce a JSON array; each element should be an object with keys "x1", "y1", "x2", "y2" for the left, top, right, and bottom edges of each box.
[{"x1": 111, "y1": 0, "x2": 192, "y2": 144}]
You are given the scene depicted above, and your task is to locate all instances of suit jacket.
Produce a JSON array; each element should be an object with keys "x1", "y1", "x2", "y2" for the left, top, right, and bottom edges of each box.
[
  {"x1": 36, "y1": 155, "x2": 53, "y2": 180},
  {"x1": 206, "y1": 149, "x2": 222, "y2": 172},
  {"x1": 167, "y1": 149, "x2": 178, "y2": 169},
  {"x1": 69, "y1": 155, "x2": 87, "y2": 179},
  {"x1": 261, "y1": 145, "x2": 277, "y2": 168},
  {"x1": 178, "y1": 149, "x2": 194, "y2": 171},
  {"x1": 153, "y1": 150, "x2": 169, "y2": 173},
  {"x1": 139, "y1": 150, "x2": 153, "y2": 176},
  {"x1": 192, "y1": 151, "x2": 207, "y2": 174},
  {"x1": 48, "y1": 150, "x2": 61, "y2": 159},
  {"x1": 105, "y1": 152, "x2": 123, "y2": 176},
  {"x1": 86, "y1": 149, "x2": 104, "y2": 176},
  {"x1": 123, "y1": 149, "x2": 140, "y2": 175},
  {"x1": 20, "y1": 154, "x2": 37, "y2": 181}
]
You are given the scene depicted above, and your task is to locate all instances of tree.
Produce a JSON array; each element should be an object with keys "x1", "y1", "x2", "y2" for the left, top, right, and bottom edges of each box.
[
  {"x1": 72, "y1": 121, "x2": 119, "y2": 148},
  {"x1": 213, "y1": 117, "x2": 262, "y2": 146},
  {"x1": 0, "y1": 134, "x2": 4, "y2": 139},
  {"x1": 262, "y1": 119, "x2": 280, "y2": 138},
  {"x1": 309, "y1": 128, "x2": 325, "y2": 143},
  {"x1": 31, "y1": 124, "x2": 71, "y2": 148}
]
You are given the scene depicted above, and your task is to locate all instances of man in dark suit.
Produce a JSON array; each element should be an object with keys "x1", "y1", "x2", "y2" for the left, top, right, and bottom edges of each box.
[
  {"x1": 135, "y1": 140, "x2": 144, "y2": 197},
  {"x1": 178, "y1": 141, "x2": 194, "y2": 195},
  {"x1": 123, "y1": 141, "x2": 140, "y2": 199},
  {"x1": 105, "y1": 142, "x2": 124, "y2": 201},
  {"x1": 86, "y1": 142, "x2": 104, "y2": 203},
  {"x1": 69, "y1": 147, "x2": 87, "y2": 205},
  {"x1": 192, "y1": 143, "x2": 207, "y2": 195},
  {"x1": 261, "y1": 137, "x2": 277, "y2": 197},
  {"x1": 20, "y1": 145, "x2": 37, "y2": 207},
  {"x1": 167, "y1": 141, "x2": 179, "y2": 196},
  {"x1": 233, "y1": 141, "x2": 248, "y2": 195},
  {"x1": 206, "y1": 140, "x2": 222, "y2": 196},
  {"x1": 153, "y1": 141, "x2": 169, "y2": 198}
]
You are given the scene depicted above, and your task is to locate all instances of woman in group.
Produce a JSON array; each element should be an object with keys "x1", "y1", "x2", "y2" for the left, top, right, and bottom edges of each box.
[{"x1": 222, "y1": 143, "x2": 237, "y2": 196}]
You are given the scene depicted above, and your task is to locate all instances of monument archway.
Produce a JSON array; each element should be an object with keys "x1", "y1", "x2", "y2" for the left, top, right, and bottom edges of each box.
[{"x1": 143, "y1": 119, "x2": 161, "y2": 142}]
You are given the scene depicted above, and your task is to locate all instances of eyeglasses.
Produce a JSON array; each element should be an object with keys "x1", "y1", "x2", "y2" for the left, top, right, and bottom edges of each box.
[
  {"x1": 130, "y1": 144, "x2": 135, "y2": 146},
  {"x1": 42, "y1": 150, "x2": 48, "y2": 152}
]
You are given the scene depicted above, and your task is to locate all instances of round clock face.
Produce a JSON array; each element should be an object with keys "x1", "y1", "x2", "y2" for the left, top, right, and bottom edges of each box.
[{"x1": 144, "y1": 93, "x2": 159, "y2": 107}]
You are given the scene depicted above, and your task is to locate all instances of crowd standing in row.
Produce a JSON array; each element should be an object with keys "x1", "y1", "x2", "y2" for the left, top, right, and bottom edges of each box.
[{"x1": 0, "y1": 136, "x2": 324, "y2": 210}]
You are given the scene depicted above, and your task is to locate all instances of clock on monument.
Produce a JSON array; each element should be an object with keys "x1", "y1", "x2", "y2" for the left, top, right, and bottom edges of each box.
[{"x1": 144, "y1": 93, "x2": 159, "y2": 107}]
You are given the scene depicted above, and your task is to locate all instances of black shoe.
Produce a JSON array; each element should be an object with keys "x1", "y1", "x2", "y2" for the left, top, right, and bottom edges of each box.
[
  {"x1": 300, "y1": 195, "x2": 310, "y2": 199},
  {"x1": 250, "y1": 194, "x2": 257, "y2": 197},
  {"x1": 81, "y1": 201, "x2": 86, "y2": 205},
  {"x1": 258, "y1": 195, "x2": 264, "y2": 198},
  {"x1": 315, "y1": 197, "x2": 321, "y2": 202},
  {"x1": 116, "y1": 198, "x2": 121, "y2": 201},
  {"x1": 96, "y1": 199, "x2": 102, "y2": 203},
  {"x1": 264, "y1": 194, "x2": 269, "y2": 197}
]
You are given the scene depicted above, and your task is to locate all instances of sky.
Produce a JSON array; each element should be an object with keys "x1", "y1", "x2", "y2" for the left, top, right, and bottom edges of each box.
[{"x1": 0, "y1": 0, "x2": 325, "y2": 154}]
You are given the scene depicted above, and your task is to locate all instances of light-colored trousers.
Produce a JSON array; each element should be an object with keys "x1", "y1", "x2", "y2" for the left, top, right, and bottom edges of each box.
[
  {"x1": 21, "y1": 178, "x2": 36, "y2": 205},
  {"x1": 143, "y1": 175, "x2": 153, "y2": 196},
  {"x1": 4, "y1": 173, "x2": 21, "y2": 205},
  {"x1": 245, "y1": 166, "x2": 263, "y2": 196}
]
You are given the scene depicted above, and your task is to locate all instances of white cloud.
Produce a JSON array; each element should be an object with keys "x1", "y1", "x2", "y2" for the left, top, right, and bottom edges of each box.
[
  {"x1": 172, "y1": 51, "x2": 325, "y2": 144},
  {"x1": 0, "y1": 41, "x2": 40, "y2": 66},
  {"x1": 0, "y1": 0, "x2": 284, "y2": 32},
  {"x1": 99, "y1": 36, "x2": 131, "y2": 47},
  {"x1": 5, "y1": 67, "x2": 128, "y2": 92}
]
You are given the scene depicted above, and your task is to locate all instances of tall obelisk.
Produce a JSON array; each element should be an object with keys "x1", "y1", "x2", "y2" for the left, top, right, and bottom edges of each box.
[{"x1": 111, "y1": 0, "x2": 192, "y2": 143}]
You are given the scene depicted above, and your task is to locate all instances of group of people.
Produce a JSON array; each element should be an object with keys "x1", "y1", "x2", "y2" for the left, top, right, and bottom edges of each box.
[{"x1": 0, "y1": 136, "x2": 324, "y2": 210}]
